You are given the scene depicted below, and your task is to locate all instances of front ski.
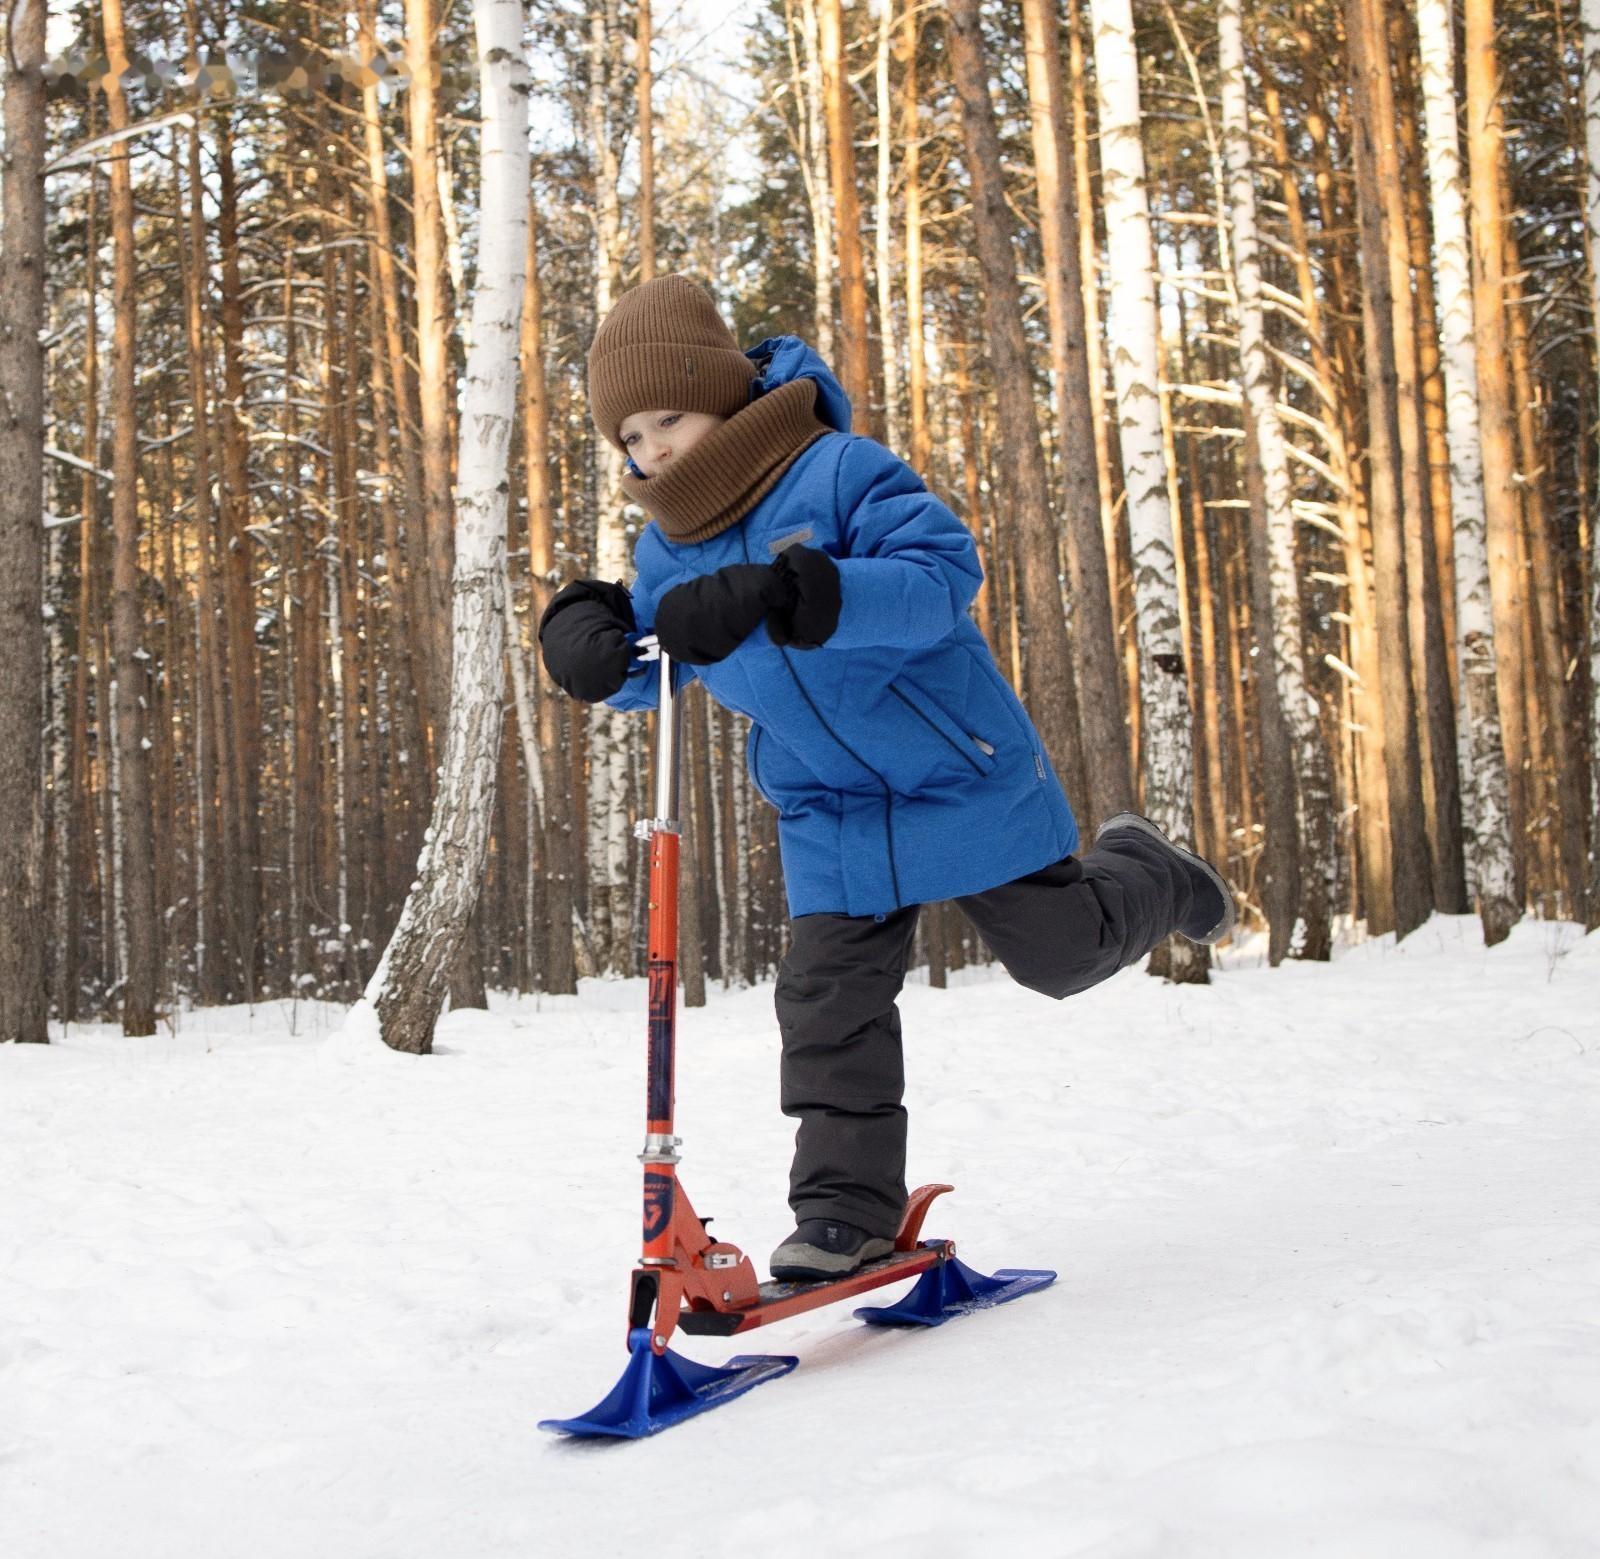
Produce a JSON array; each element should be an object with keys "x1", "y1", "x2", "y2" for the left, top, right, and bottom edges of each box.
[{"x1": 538, "y1": 1328, "x2": 797, "y2": 1439}]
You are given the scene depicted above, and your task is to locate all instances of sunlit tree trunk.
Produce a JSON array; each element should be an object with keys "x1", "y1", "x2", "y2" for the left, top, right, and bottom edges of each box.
[
  {"x1": 405, "y1": 0, "x2": 457, "y2": 733},
  {"x1": 174, "y1": 116, "x2": 229, "y2": 1006},
  {"x1": 638, "y1": 0, "x2": 656, "y2": 279},
  {"x1": 875, "y1": 0, "x2": 901, "y2": 453},
  {"x1": 519, "y1": 199, "x2": 577, "y2": 993},
  {"x1": 1347, "y1": 0, "x2": 1431, "y2": 938},
  {"x1": 819, "y1": 0, "x2": 873, "y2": 433},
  {"x1": 1090, "y1": 0, "x2": 1206, "y2": 982},
  {"x1": 358, "y1": 0, "x2": 433, "y2": 763},
  {"x1": 1022, "y1": 0, "x2": 1131, "y2": 826},
  {"x1": 0, "y1": 0, "x2": 48, "y2": 1042},
  {"x1": 213, "y1": 121, "x2": 263, "y2": 1001},
  {"x1": 948, "y1": 0, "x2": 1085, "y2": 806},
  {"x1": 900, "y1": 2, "x2": 929, "y2": 475},
  {"x1": 1583, "y1": 0, "x2": 1600, "y2": 925},
  {"x1": 365, "y1": 0, "x2": 529, "y2": 1053},
  {"x1": 1416, "y1": 0, "x2": 1519, "y2": 945}
]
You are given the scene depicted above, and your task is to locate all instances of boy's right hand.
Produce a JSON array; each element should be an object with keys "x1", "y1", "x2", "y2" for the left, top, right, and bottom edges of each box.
[{"x1": 538, "y1": 578, "x2": 637, "y2": 702}]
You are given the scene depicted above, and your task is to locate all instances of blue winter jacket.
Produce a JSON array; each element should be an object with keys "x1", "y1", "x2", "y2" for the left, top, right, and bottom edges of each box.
[{"x1": 606, "y1": 336, "x2": 1078, "y2": 918}]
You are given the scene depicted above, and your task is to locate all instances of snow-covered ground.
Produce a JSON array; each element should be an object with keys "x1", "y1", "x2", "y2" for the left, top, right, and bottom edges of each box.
[{"x1": 4, "y1": 915, "x2": 1598, "y2": 1558}]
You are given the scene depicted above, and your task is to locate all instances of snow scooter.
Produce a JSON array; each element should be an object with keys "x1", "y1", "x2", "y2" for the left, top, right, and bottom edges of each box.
[{"x1": 540, "y1": 639, "x2": 1055, "y2": 1440}]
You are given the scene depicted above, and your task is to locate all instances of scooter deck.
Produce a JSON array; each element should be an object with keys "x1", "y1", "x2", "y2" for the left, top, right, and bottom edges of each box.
[{"x1": 674, "y1": 1243, "x2": 949, "y2": 1336}]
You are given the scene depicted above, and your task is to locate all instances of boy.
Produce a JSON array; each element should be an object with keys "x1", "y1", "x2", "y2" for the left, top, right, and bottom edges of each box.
[{"x1": 540, "y1": 275, "x2": 1233, "y2": 1282}]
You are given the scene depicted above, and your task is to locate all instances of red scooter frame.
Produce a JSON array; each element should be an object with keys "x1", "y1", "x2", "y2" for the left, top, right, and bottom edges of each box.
[{"x1": 539, "y1": 640, "x2": 1053, "y2": 1438}]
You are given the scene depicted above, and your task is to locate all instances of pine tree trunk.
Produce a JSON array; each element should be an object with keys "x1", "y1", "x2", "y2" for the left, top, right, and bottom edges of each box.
[
  {"x1": 1347, "y1": 0, "x2": 1432, "y2": 938},
  {"x1": 900, "y1": 5, "x2": 930, "y2": 476},
  {"x1": 358, "y1": 0, "x2": 434, "y2": 764},
  {"x1": 1582, "y1": 0, "x2": 1600, "y2": 926},
  {"x1": 102, "y1": 0, "x2": 160, "y2": 1035},
  {"x1": 819, "y1": 0, "x2": 873, "y2": 433},
  {"x1": 948, "y1": 0, "x2": 1085, "y2": 807},
  {"x1": 365, "y1": 0, "x2": 529, "y2": 1053},
  {"x1": 213, "y1": 120, "x2": 263, "y2": 1001},
  {"x1": 405, "y1": 0, "x2": 457, "y2": 735},
  {"x1": 175, "y1": 112, "x2": 230, "y2": 1007},
  {"x1": 637, "y1": 0, "x2": 657, "y2": 280},
  {"x1": 1022, "y1": 0, "x2": 1131, "y2": 826},
  {"x1": 519, "y1": 200, "x2": 578, "y2": 994},
  {"x1": 0, "y1": 0, "x2": 49, "y2": 1041},
  {"x1": 875, "y1": 0, "x2": 901, "y2": 454}
]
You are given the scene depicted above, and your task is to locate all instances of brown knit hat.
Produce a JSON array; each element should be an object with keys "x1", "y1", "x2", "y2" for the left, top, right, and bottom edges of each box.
[{"x1": 588, "y1": 274, "x2": 758, "y2": 450}]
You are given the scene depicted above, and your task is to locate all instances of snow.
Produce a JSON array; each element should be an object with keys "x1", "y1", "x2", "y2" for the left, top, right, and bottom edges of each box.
[{"x1": 3, "y1": 915, "x2": 1597, "y2": 1558}]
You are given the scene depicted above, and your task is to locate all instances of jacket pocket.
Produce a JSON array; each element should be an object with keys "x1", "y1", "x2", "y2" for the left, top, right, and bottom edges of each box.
[{"x1": 888, "y1": 677, "x2": 998, "y2": 778}]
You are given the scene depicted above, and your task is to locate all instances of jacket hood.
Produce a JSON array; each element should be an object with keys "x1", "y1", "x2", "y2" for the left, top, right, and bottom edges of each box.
[{"x1": 746, "y1": 335, "x2": 852, "y2": 434}]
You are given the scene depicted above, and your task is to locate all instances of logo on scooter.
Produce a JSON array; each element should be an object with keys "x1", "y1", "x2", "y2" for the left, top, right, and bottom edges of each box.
[{"x1": 643, "y1": 1168, "x2": 674, "y2": 1239}]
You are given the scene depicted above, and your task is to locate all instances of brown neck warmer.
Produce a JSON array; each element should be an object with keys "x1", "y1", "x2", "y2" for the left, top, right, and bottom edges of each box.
[{"x1": 621, "y1": 378, "x2": 832, "y2": 545}]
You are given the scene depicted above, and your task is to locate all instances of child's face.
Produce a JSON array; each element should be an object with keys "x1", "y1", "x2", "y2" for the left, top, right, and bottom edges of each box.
[{"x1": 618, "y1": 408, "x2": 725, "y2": 477}]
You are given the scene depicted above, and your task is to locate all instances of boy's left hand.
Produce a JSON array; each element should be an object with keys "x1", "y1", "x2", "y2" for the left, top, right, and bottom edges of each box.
[{"x1": 654, "y1": 548, "x2": 841, "y2": 665}]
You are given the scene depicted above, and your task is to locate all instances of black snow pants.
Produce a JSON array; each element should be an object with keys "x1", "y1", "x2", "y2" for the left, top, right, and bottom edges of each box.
[{"x1": 774, "y1": 826, "x2": 1199, "y2": 1236}]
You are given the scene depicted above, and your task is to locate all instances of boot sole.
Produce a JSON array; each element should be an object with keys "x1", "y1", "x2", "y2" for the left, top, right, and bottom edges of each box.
[{"x1": 1095, "y1": 812, "x2": 1237, "y2": 945}]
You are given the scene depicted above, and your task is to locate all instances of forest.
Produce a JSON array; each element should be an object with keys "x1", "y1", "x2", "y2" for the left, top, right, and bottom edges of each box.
[{"x1": 1, "y1": 0, "x2": 1596, "y2": 1047}]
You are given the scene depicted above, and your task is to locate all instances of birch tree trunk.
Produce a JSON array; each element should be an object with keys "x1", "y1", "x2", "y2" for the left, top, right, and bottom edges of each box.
[
  {"x1": 1022, "y1": 0, "x2": 1132, "y2": 825},
  {"x1": 1089, "y1": 0, "x2": 1207, "y2": 982},
  {"x1": 1464, "y1": 0, "x2": 1530, "y2": 888},
  {"x1": 947, "y1": 0, "x2": 1085, "y2": 806},
  {"x1": 0, "y1": 0, "x2": 49, "y2": 1042},
  {"x1": 1217, "y1": 0, "x2": 1333, "y2": 959},
  {"x1": 102, "y1": 0, "x2": 160, "y2": 1035},
  {"x1": 1585, "y1": 0, "x2": 1600, "y2": 926},
  {"x1": 363, "y1": 0, "x2": 529, "y2": 1054},
  {"x1": 588, "y1": 0, "x2": 634, "y2": 975},
  {"x1": 1416, "y1": 0, "x2": 1519, "y2": 945}
]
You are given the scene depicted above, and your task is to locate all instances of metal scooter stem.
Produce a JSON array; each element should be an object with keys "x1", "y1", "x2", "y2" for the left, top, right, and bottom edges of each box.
[{"x1": 633, "y1": 638, "x2": 685, "y2": 1278}]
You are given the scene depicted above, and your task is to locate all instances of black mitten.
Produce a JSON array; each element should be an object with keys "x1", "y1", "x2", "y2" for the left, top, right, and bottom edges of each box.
[
  {"x1": 767, "y1": 545, "x2": 841, "y2": 650},
  {"x1": 654, "y1": 564, "x2": 786, "y2": 665},
  {"x1": 538, "y1": 578, "x2": 636, "y2": 702}
]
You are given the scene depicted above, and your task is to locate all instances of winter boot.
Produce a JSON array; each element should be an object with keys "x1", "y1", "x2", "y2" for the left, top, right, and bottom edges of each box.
[
  {"x1": 769, "y1": 1219, "x2": 894, "y2": 1282},
  {"x1": 1095, "y1": 811, "x2": 1237, "y2": 945}
]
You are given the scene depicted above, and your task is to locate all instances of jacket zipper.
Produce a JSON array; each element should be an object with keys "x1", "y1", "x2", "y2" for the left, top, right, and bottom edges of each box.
[
  {"x1": 742, "y1": 528, "x2": 903, "y2": 908},
  {"x1": 888, "y1": 685, "x2": 989, "y2": 775}
]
